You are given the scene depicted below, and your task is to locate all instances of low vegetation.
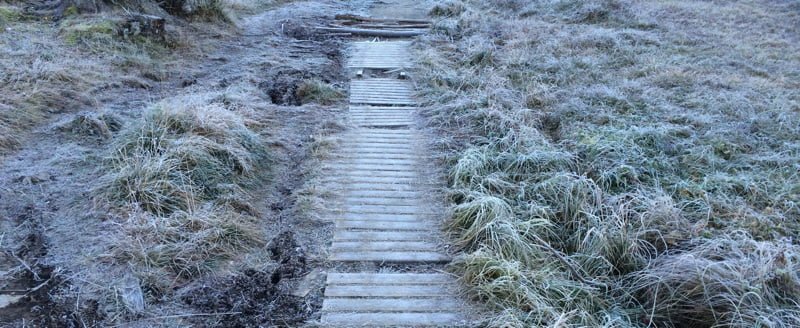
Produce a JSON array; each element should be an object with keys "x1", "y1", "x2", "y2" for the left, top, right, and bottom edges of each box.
[
  {"x1": 296, "y1": 79, "x2": 344, "y2": 106},
  {"x1": 86, "y1": 94, "x2": 271, "y2": 322},
  {"x1": 419, "y1": 0, "x2": 800, "y2": 326},
  {"x1": 99, "y1": 97, "x2": 267, "y2": 278},
  {"x1": 1, "y1": 0, "x2": 339, "y2": 325},
  {"x1": 0, "y1": 8, "x2": 168, "y2": 154}
]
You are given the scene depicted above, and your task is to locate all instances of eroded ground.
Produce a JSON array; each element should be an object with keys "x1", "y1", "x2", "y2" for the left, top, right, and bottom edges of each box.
[{"x1": 0, "y1": 0, "x2": 381, "y2": 326}]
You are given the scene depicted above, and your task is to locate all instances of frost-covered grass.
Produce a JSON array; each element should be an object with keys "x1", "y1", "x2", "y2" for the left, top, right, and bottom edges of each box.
[{"x1": 418, "y1": 0, "x2": 800, "y2": 326}]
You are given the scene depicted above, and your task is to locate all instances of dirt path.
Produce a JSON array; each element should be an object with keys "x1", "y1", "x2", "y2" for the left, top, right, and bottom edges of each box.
[
  {"x1": 0, "y1": 1, "x2": 353, "y2": 325},
  {"x1": 316, "y1": 2, "x2": 475, "y2": 326}
]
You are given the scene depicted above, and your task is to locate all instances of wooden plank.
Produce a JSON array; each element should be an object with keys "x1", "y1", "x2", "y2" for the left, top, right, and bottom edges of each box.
[
  {"x1": 349, "y1": 60, "x2": 409, "y2": 64},
  {"x1": 334, "y1": 147, "x2": 418, "y2": 154},
  {"x1": 327, "y1": 273, "x2": 453, "y2": 285},
  {"x1": 349, "y1": 114, "x2": 415, "y2": 118},
  {"x1": 315, "y1": 26, "x2": 424, "y2": 37},
  {"x1": 350, "y1": 89, "x2": 414, "y2": 94},
  {"x1": 348, "y1": 64, "x2": 408, "y2": 69},
  {"x1": 350, "y1": 106, "x2": 419, "y2": 109},
  {"x1": 350, "y1": 109, "x2": 415, "y2": 113},
  {"x1": 350, "y1": 100, "x2": 417, "y2": 105},
  {"x1": 324, "y1": 284, "x2": 452, "y2": 297},
  {"x1": 337, "y1": 139, "x2": 419, "y2": 145},
  {"x1": 350, "y1": 111, "x2": 415, "y2": 115},
  {"x1": 324, "y1": 162, "x2": 418, "y2": 172},
  {"x1": 322, "y1": 312, "x2": 462, "y2": 326},
  {"x1": 350, "y1": 87, "x2": 414, "y2": 93},
  {"x1": 346, "y1": 131, "x2": 417, "y2": 137},
  {"x1": 329, "y1": 178, "x2": 430, "y2": 186},
  {"x1": 326, "y1": 164, "x2": 418, "y2": 172},
  {"x1": 350, "y1": 95, "x2": 415, "y2": 99},
  {"x1": 350, "y1": 91, "x2": 414, "y2": 96},
  {"x1": 349, "y1": 112, "x2": 414, "y2": 117},
  {"x1": 333, "y1": 230, "x2": 430, "y2": 241},
  {"x1": 343, "y1": 197, "x2": 419, "y2": 206},
  {"x1": 351, "y1": 41, "x2": 413, "y2": 46},
  {"x1": 331, "y1": 241, "x2": 437, "y2": 251},
  {"x1": 331, "y1": 170, "x2": 418, "y2": 178},
  {"x1": 352, "y1": 78, "x2": 414, "y2": 83},
  {"x1": 349, "y1": 90, "x2": 414, "y2": 95},
  {"x1": 324, "y1": 176, "x2": 422, "y2": 184},
  {"x1": 329, "y1": 159, "x2": 418, "y2": 167},
  {"x1": 325, "y1": 163, "x2": 417, "y2": 171},
  {"x1": 330, "y1": 251, "x2": 450, "y2": 263},
  {"x1": 338, "y1": 213, "x2": 434, "y2": 221},
  {"x1": 343, "y1": 204, "x2": 431, "y2": 214},
  {"x1": 336, "y1": 140, "x2": 415, "y2": 146},
  {"x1": 353, "y1": 122, "x2": 414, "y2": 128},
  {"x1": 333, "y1": 150, "x2": 419, "y2": 156},
  {"x1": 348, "y1": 65, "x2": 409, "y2": 69},
  {"x1": 349, "y1": 97, "x2": 416, "y2": 102},
  {"x1": 337, "y1": 143, "x2": 415, "y2": 149},
  {"x1": 349, "y1": 89, "x2": 414, "y2": 94},
  {"x1": 322, "y1": 298, "x2": 461, "y2": 312},
  {"x1": 345, "y1": 190, "x2": 422, "y2": 198},
  {"x1": 331, "y1": 240, "x2": 437, "y2": 251},
  {"x1": 350, "y1": 119, "x2": 414, "y2": 123},
  {"x1": 349, "y1": 60, "x2": 409, "y2": 63},
  {"x1": 349, "y1": 128, "x2": 417, "y2": 134},
  {"x1": 329, "y1": 153, "x2": 421, "y2": 160},
  {"x1": 352, "y1": 121, "x2": 414, "y2": 126},
  {"x1": 350, "y1": 84, "x2": 414, "y2": 88},
  {"x1": 335, "y1": 182, "x2": 429, "y2": 190},
  {"x1": 334, "y1": 221, "x2": 429, "y2": 231}
]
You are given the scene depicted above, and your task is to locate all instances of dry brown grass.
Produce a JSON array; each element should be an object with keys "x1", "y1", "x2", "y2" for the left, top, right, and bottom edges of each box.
[{"x1": 418, "y1": 0, "x2": 800, "y2": 326}]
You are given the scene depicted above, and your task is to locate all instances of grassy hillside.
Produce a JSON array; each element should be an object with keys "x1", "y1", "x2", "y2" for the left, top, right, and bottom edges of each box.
[{"x1": 418, "y1": 0, "x2": 800, "y2": 326}]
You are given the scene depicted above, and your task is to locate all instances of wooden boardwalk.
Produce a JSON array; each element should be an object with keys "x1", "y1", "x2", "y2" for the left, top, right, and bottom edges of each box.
[{"x1": 320, "y1": 38, "x2": 469, "y2": 326}]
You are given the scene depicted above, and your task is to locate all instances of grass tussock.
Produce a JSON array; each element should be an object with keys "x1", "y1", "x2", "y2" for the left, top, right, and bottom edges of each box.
[
  {"x1": 98, "y1": 97, "x2": 267, "y2": 278},
  {"x1": 418, "y1": 0, "x2": 800, "y2": 326},
  {"x1": 296, "y1": 79, "x2": 344, "y2": 106}
]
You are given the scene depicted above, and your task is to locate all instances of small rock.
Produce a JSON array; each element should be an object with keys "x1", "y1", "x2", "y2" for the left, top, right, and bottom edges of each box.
[
  {"x1": 121, "y1": 77, "x2": 152, "y2": 89},
  {"x1": 291, "y1": 269, "x2": 325, "y2": 297},
  {"x1": 14, "y1": 172, "x2": 52, "y2": 184},
  {"x1": 180, "y1": 78, "x2": 197, "y2": 87},
  {"x1": 118, "y1": 275, "x2": 145, "y2": 314}
]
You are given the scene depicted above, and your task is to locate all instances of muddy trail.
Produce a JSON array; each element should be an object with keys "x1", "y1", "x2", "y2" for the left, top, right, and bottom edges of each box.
[{"x1": 0, "y1": 0, "x2": 425, "y2": 326}]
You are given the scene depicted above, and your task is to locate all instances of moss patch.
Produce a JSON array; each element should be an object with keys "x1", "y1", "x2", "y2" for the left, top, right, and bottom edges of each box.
[{"x1": 60, "y1": 19, "x2": 116, "y2": 45}]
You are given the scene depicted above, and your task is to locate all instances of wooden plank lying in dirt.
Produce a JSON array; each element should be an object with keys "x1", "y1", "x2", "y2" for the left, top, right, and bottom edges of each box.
[
  {"x1": 335, "y1": 14, "x2": 431, "y2": 25},
  {"x1": 315, "y1": 26, "x2": 425, "y2": 37}
]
